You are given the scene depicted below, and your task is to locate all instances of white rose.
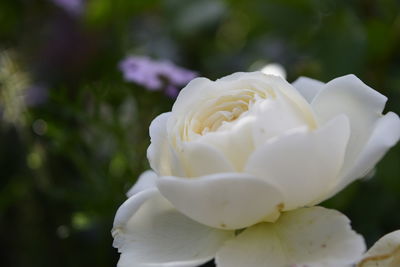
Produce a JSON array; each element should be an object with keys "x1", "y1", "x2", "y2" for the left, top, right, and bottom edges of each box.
[
  {"x1": 148, "y1": 72, "x2": 400, "y2": 229},
  {"x1": 112, "y1": 72, "x2": 400, "y2": 267}
]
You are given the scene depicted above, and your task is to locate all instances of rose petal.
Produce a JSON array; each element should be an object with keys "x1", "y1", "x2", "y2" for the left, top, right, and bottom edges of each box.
[
  {"x1": 157, "y1": 173, "x2": 284, "y2": 229},
  {"x1": 292, "y1": 76, "x2": 325, "y2": 103},
  {"x1": 245, "y1": 114, "x2": 350, "y2": 210},
  {"x1": 251, "y1": 91, "x2": 314, "y2": 147},
  {"x1": 126, "y1": 170, "x2": 158, "y2": 197},
  {"x1": 359, "y1": 230, "x2": 400, "y2": 267},
  {"x1": 179, "y1": 141, "x2": 235, "y2": 177},
  {"x1": 112, "y1": 189, "x2": 233, "y2": 267},
  {"x1": 171, "y1": 77, "x2": 212, "y2": 116},
  {"x1": 312, "y1": 74, "x2": 388, "y2": 181},
  {"x1": 147, "y1": 112, "x2": 171, "y2": 174},
  {"x1": 216, "y1": 206, "x2": 366, "y2": 267},
  {"x1": 327, "y1": 112, "x2": 400, "y2": 198},
  {"x1": 196, "y1": 116, "x2": 256, "y2": 171},
  {"x1": 147, "y1": 112, "x2": 184, "y2": 176}
]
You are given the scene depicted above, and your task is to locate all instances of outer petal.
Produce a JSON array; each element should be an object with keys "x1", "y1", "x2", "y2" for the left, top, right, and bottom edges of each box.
[
  {"x1": 112, "y1": 189, "x2": 233, "y2": 267},
  {"x1": 147, "y1": 112, "x2": 184, "y2": 177},
  {"x1": 311, "y1": 74, "x2": 388, "y2": 182},
  {"x1": 327, "y1": 112, "x2": 400, "y2": 197},
  {"x1": 171, "y1": 77, "x2": 212, "y2": 116},
  {"x1": 126, "y1": 170, "x2": 158, "y2": 197},
  {"x1": 216, "y1": 206, "x2": 366, "y2": 267},
  {"x1": 157, "y1": 173, "x2": 284, "y2": 230},
  {"x1": 359, "y1": 230, "x2": 400, "y2": 267},
  {"x1": 292, "y1": 76, "x2": 325, "y2": 103},
  {"x1": 245, "y1": 115, "x2": 350, "y2": 210},
  {"x1": 147, "y1": 113, "x2": 171, "y2": 174}
]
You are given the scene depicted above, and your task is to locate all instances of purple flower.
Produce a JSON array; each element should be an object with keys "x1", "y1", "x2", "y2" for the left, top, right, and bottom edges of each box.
[{"x1": 119, "y1": 56, "x2": 197, "y2": 97}]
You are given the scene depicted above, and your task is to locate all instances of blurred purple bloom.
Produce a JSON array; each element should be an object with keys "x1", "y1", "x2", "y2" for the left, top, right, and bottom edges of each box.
[
  {"x1": 164, "y1": 85, "x2": 180, "y2": 99},
  {"x1": 51, "y1": 0, "x2": 84, "y2": 15},
  {"x1": 119, "y1": 56, "x2": 197, "y2": 97}
]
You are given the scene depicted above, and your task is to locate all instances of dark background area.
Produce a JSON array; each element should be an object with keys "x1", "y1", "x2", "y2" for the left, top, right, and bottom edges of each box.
[{"x1": 0, "y1": 0, "x2": 399, "y2": 266}]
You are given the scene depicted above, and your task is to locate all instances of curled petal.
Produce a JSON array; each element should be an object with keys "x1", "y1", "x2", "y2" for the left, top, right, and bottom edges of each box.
[
  {"x1": 147, "y1": 112, "x2": 184, "y2": 176},
  {"x1": 358, "y1": 230, "x2": 400, "y2": 267},
  {"x1": 327, "y1": 112, "x2": 400, "y2": 198},
  {"x1": 312, "y1": 74, "x2": 388, "y2": 182},
  {"x1": 171, "y1": 77, "x2": 212, "y2": 116},
  {"x1": 216, "y1": 207, "x2": 366, "y2": 267},
  {"x1": 147, "y1": 112, "x2": 171, "y2": 174}
]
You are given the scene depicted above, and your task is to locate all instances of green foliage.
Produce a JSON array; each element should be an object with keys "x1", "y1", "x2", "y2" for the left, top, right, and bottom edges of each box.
[{"x1": 0, "y1": 0, "x2": 399, "y2": 266}]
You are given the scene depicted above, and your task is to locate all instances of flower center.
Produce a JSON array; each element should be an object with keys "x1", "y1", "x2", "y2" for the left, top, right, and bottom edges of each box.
[{"x1": 192, "y1": 88, "x2": 270, "y2": 136}]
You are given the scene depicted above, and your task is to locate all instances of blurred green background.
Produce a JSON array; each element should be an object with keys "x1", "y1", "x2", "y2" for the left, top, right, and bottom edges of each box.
[{"x1": 0, "y1": 0, "x2": 399, "y2": 266}]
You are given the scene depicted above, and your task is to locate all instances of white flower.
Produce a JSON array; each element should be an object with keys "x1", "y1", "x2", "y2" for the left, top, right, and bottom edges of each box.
[
  {"x1": 358, "y1": 230, "x2": 400, "y2": 267},
  {"x1": 148, "y1": 72, "x2": 400, "y2": 229},
  {"x1": 113, "y1": 72, "x2": 400, "y2": 266}
]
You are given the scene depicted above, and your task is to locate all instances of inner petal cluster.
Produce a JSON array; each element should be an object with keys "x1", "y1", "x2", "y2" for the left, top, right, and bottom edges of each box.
[{"x1": 191, "y1": 88, "x2": 271, "y2": 137}]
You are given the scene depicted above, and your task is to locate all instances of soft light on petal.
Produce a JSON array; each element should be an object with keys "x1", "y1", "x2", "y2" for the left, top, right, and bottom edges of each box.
[
  {"x1": 157, "y1": 173, "x2": 284, "y2": 230},
  {"x1": 260, "y1": 63, "x2": 287, "y2": 79},
  {"x1": 292, "y1": 76, "x2": 325, "y2": 103},
  {"x1": 178, "y1": 142, "x2": 235, "y2": 177},
  {"x1": 250, "y1": 91, "x2": 315, "y2": 147},
  {"x1": 171, "y1": 77, "x2": 212, "y2": 116},
  {"x1": 126, "y1": 170, "x2": 158, "y2": 197},
  {"x1": 216, "y1": 206, "x2": 366, "y2": 267},
  {"x1": 112, "y1": 189, "x2": 233, "y2": 267},
  {"x1": 196, "y1": 116, "x2": 256, "y2": 171},
  {"x1": 358, "y1": 230, "x2": 400, "y2": 267}
]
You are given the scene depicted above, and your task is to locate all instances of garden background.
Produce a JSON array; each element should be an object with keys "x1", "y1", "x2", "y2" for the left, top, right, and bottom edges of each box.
[{"x1": 0, "y1": 0, "x2": 399, "y2": 266}]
